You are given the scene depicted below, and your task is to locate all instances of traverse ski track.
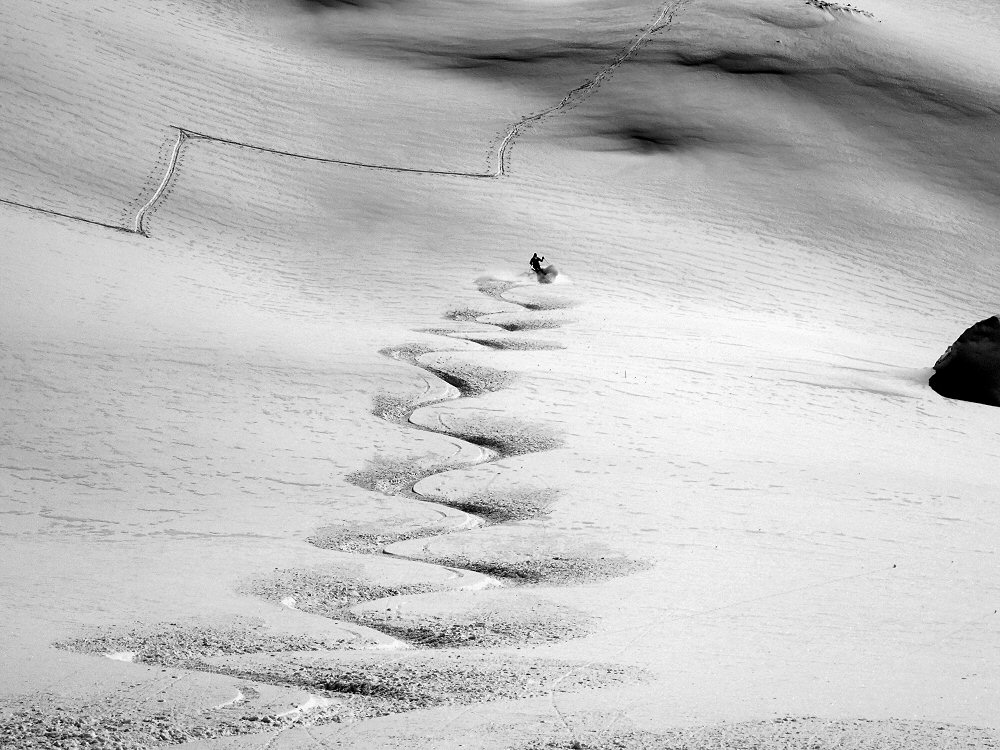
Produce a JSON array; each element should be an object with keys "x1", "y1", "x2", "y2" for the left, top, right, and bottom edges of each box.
[
  {"x1": 0, "y1": 195, "x2": 132, "y2": 235},
  {"x1": 1, "y1": 0, "x2": 687, "y2": 237},
  {"x1": 494, "y1": 0, "x2": 686, "y2": 175}
]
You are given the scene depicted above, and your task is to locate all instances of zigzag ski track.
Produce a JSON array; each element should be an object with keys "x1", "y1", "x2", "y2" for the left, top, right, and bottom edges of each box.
[{"x1": 0, "y1": 0, "x2": 688, "y2": 236}]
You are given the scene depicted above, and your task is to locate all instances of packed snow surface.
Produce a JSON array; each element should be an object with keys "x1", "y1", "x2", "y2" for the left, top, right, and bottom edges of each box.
[{"x1": 1, "y1": 0, "x2": 999, "y2": 747}]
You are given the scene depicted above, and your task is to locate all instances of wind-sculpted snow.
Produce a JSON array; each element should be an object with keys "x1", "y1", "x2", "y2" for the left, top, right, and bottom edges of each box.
[
  {"x1": 4, "y1": 0, "x2": 916, "y2": 244},
  {"x1": 0, "y1": 0, "x2": 688, "y2": 236},
  {"x1": 8, "y1": 0, "x2": 1000, "y2": 745},
  {"x1": 804, "y1": 0, "x2": 875, "y2": 19},
  {"x1": 127, "y1": 0, "x2": 689, "y2": 233}
]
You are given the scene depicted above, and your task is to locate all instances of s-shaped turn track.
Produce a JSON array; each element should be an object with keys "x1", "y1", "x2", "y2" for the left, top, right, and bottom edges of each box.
[
  {"x1": 49, "y1": 279, "x2": 651, "y2": 740},
  {"x1": 1, "y1": 0, "x2": 687, "y2": 237}
]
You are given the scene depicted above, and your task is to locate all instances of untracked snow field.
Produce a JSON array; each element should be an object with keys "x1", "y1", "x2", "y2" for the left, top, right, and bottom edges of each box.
[{"x1": 1, "y1": 0, "x2": 999, "y2": 748}]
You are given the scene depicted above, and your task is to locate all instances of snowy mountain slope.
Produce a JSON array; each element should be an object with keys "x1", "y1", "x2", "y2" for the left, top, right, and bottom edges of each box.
[{"x1": 1, "y1": 0, "x2": 998, "y2": 746}]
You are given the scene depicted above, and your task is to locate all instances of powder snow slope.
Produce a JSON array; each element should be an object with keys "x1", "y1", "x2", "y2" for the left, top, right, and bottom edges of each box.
[{"x1": 1, "y1": 0, "x2": 998, "y2": 748}]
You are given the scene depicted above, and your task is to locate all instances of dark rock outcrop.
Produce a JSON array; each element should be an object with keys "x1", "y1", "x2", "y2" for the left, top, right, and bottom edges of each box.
[{"x1": 929, "y1": 316, "x2": 1000, "y2": 406}]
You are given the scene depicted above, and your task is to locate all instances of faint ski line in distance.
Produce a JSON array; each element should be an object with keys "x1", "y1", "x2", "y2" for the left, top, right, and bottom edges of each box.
[
  {"x1": 179, "y1": 128, "x2": 494, "y2": 178},
  {"x1": 180, "y1": 0, "x2": 686, "y2": 180},
  {"x1": 3, "y1": 0, "x2": 687, "y2": 236},
  {"x1": 495, "y1": 0, "x2": 685, "y2": 175},
  {"x1": 0, "y1": 196, "x2": 131, "y2": 234}
]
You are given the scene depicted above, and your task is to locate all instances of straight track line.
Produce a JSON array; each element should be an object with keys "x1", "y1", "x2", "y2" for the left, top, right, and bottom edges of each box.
[
  {"x1": 180, "y1": 128, "x2": 494, "y2": 178},
  {"x1": 0, "y1": 197, "x2": 131, "y2": 234}
]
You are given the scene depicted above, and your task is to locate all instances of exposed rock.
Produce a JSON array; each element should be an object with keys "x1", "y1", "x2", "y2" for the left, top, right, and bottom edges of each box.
[
  {"x1": 804, "y1": 0, "x2": 875, "y2": 19},
  {"x1": 929, "y1": 316, "x2": 1000, "y2": 406}
]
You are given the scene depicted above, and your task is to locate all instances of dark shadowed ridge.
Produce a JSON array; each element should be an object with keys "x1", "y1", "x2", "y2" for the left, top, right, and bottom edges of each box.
[
  {"x1": 298, "y1": 0, "x2": 404, "y2": 9},
  {"x1": 590, "y1": 117, "x2": 712, "y2": 153},
  {"x1": 289, "y1": 0, "x2": 1000, "y2": 202},
  {"x1": 564, "y1": 40, "x2": 1000, "y2": 202}
]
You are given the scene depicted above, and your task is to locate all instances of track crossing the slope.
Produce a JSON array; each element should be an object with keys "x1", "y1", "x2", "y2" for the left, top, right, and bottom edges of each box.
[
  {"x1": 0, "y1": 0, "x2": 688, "y2": 236},
  {"x1": 494, "y1": 0, "x2": 686, "y2": 175}
]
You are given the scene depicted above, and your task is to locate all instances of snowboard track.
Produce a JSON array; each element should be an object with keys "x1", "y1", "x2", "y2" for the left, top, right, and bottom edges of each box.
[{"x1": 0, "y1": 0, "x2": 687, "y2": 236}]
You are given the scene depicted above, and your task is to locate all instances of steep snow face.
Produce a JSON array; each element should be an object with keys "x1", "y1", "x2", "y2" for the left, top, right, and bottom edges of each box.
[{"x1": 1, "y1": 0, "x2": 999, "y2": 741}]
